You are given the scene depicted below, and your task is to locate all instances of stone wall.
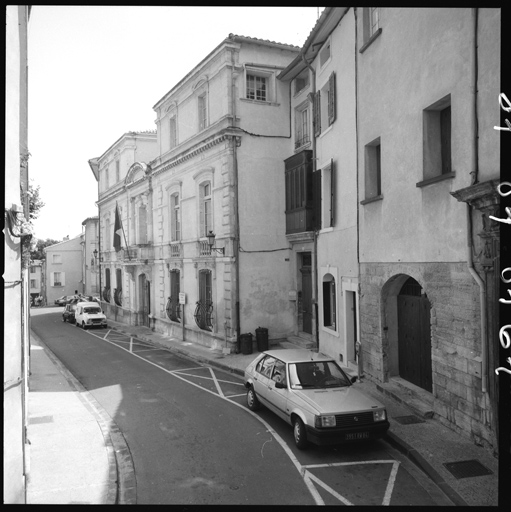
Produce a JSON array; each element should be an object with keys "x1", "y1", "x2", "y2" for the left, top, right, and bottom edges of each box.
[{"x1": 360, "y1": 261, "x2": 494, "y2": 448}]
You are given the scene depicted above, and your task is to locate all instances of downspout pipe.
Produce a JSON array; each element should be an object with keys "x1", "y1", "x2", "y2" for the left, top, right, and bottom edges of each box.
[
  {"x1": 231, "y1": 49, "x2": 241, "y2": 346},
  {"x1": 301, "y1": 52, "x2": 319, "y2": 350},
  {"x1": 466, "y1": 7, "x2": 487, "y2": 392}
]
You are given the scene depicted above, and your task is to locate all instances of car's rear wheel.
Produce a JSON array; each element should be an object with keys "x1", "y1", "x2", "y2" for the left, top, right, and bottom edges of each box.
[
  {"x1": 247, "y1": 386, "x2": 260, "y2": 411},
  {"x1": 75, "y1": 320, "x2": 79, "y2": 327},
  {"x1": 293, "y1": 417, "x2": 308, "y2": 449}
]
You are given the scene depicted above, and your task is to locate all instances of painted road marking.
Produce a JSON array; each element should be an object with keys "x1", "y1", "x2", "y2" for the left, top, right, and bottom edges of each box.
[
  {"x1": 302, "y1": 460, "x2": 400, "y2": 506},
  {"x1": 88, "y1": 329, "x2": 400, "y2": 506}
]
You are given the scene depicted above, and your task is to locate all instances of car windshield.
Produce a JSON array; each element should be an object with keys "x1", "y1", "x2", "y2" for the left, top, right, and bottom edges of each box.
[
  {"x1": 84, "y1": 307, "x2": 101, "y2": 314},
  {"x1": 288, "y1": 361, "x2": 351, "y2": 389}
]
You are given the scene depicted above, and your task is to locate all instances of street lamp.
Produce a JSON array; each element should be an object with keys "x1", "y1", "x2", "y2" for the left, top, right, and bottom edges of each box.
[{"x1": 206, "y1": 231, "x2": 224, "y2": 255}]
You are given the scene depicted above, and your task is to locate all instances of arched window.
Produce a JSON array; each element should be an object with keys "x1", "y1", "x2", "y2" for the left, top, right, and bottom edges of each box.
[
  {"x1": 166, "y1": 270, "x2": 181, "y2": 322},
  {"x1": 103, "y1": 268, "x2": 111, "y2": 303},
  {"x1": 114, "y1": 268, "x2": 122, "y2": 306},
  {"x1": 194, "y1": 269, "x2": 213, "y2": 331},
  {"x1": 322, "y1": 273, "x2": 336, "y2": 329}
]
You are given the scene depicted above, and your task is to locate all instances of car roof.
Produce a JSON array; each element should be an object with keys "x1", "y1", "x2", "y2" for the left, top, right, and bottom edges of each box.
[
  {"x1": 79, "y1": 302, "x2": 101, "y2": 307},
  {"x1": 261, "y1": 349, "x2": 335, "y2": 364}
]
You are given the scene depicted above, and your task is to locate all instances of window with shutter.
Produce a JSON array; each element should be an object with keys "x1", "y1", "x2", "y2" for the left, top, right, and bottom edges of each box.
[
  {"x1": 312, "y1": 169, "x2": 322, "y2": 230},
  {"x1": 314, "y1": 91, "x2": 321, "y2": 136},
  {"x1": 328, "y1": 72, "x2": 336, "y2": 126}
]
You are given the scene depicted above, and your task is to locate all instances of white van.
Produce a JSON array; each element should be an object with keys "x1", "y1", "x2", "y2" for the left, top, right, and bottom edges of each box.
[{"x1": 75, "y1": 302, "x2": 107, "y2": 330}]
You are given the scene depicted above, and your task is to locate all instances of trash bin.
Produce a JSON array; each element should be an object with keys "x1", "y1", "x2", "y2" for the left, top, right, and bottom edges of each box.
[
  {"x1": 240, "y1": 333, "x2": 253, "y2": 355},
  {"x1": 255, "y1": 327, "x2": 269, "y2": 352}
]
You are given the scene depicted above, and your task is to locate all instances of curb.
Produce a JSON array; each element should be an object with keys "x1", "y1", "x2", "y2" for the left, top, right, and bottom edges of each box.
[
  {"x1": 383, "y1": 431, "x2": 468, "y2": 507},
  {"x1": 30, "y1": 330, "x2": 137, "y2": 504}
]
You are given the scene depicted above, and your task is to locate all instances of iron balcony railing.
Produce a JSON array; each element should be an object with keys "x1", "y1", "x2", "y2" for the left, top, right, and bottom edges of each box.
[
  {"x1": 194, "y1": 300, "x2": 213, "y2": 331},
  {"x1": 166, "y1": 295, "x2": 181, "y2": 322},
  {"x1": 102, "y1": 286, "x2": 111, "y2": 303},
  {"x1": 113, "y1": 288, "x2": 122, "y2": 307}
]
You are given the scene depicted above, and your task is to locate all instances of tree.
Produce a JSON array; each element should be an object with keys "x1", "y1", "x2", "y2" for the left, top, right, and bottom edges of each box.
[
  {"x1": 30, "y1": 238, "x2": 59, "y2": 261},
  {"x1": 27, "y1": 182, "x2": 45, "y2": 222}
]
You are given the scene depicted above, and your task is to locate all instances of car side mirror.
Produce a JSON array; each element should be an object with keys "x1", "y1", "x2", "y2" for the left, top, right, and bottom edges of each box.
[{"x1": 275, "y1": 381, "x2": 286, "y2": 389}]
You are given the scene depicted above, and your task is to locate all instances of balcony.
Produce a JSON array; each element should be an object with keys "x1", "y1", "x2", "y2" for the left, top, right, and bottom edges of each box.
[
  {"x1": 285, "y1": 207, "x2": 315, "y2": 234},
  {"x1": 120, "y1": 245, "x2": 154, "y2": 262},
  {"x1": 197, "y1": 240, "x2": 212, "y2": 257},
  {"x1": 284, "y1": 149, "x2": 317, "y2": 235},
  {"x1": 163, "y1": 242, "x2": 182, "y2": 259}
]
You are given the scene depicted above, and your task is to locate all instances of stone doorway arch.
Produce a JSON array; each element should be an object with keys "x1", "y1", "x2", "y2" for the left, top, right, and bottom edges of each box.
[{"x1": 382, "y1": 274, "x2": 432, "y2": 392}]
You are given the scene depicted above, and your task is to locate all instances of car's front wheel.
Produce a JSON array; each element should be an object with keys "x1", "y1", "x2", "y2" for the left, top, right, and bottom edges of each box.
[
  {"x1": 62, "y1": 316, "x2": 66, "y2": 322},
  {"x1": 247, "y1": 386, "x2": 260, "y2": 411},
  {"x1": 293, "y1": 417, "x2": 308, "y2": 449},
  {"x1": 82, "y1": 322, "x2": 87, "y2": 330}
]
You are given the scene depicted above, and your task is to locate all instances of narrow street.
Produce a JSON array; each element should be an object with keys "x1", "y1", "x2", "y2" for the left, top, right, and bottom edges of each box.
[{"x1": 31, "y1": 309, "x2": 452, "y2": 505}]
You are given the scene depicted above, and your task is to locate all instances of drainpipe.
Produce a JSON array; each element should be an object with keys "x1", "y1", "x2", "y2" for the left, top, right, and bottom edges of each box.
[
  {"x1": 466, "y1": 8, "x2": 487, "y2": 392},
  {"x1": 231, "y1": 49, "x2": 241, "y2": 346},
  {"x1": 301, "y1": 53, "x2": 319, "y2": 350}
]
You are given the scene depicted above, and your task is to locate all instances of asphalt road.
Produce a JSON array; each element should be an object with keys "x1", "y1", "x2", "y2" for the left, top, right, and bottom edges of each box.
[{"x1": 30, "y1": 308, "x2": 453, "y2": 506}]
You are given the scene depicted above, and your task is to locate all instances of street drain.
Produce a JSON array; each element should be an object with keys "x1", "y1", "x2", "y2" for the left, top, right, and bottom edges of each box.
[
  {"x1": 443, "y1": 460, "x2": 493, "y2": 479},
  {"x1": 393, "y1": 415, "x2": 425, "y2": 425}
]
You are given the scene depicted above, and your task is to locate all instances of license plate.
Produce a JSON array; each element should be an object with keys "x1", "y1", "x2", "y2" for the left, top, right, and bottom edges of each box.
[{"x1": 345, "y1": 432, "x2": 369, "y2": 440}]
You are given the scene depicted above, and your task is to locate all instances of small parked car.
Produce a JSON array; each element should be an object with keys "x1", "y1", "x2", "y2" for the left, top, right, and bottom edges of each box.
[
  {"x1": 54, "y1": 295, "x2": 71, "y2": 306},
  {"x1": 74, "y1": 302, "x2": 107, "y2": 330},
  {"x1": 244, "y1": 349, "x2": 390, "y2": 449},
  {"x1": 62, "y1": 304, "x2": 77, "y2": 323}
]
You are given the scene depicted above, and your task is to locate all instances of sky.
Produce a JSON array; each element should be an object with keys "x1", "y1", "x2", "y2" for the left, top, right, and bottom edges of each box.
[{"x1": 27, "y1": 6, "x2": 324, "y2": 242}]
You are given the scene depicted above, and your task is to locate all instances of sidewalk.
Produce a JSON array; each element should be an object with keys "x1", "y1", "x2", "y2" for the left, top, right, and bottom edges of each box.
[
  {"x1": 27, "y1": 315, "x2": 499, "y2": 506},
  {"x1": 26, "y1": 332, "x2": 119, "y2": 504}
]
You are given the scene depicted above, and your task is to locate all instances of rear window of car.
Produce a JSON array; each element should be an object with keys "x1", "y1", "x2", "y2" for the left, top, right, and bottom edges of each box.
[{"x1": 84, "y1": 307, "x2": 101, "y2": 314}]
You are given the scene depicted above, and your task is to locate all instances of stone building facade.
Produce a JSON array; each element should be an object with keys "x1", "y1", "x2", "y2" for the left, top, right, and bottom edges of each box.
[
  {"x1": 356, "y1": 7, "x2": 501, "y2": 450},
  {"x1": 91, "y1": 35, "x2": 300, "y2": 352}
]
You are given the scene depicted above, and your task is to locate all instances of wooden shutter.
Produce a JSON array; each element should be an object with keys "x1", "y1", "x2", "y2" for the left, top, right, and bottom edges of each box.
[
  {"x1": 50, "y1": 272, "x2": 55, "y2": 286},
  {"x1": 61, "y1": 272, "x2": 65, "y2": 286},
  {"x1": 329, "y1": 159, "x2": 335, "y2": 227},
  {"x1": 312, "y1": 169, "x2": 322, "y2": 230},
  {"x1": 328, "y1": 72, "x2": 336, "y2": 125},
  {"x1": 314, "y1": 91, "x2": 321, "y2": 136}
]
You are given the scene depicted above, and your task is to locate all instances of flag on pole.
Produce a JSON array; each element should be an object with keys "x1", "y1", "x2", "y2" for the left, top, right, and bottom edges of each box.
[{"x1": 113, "y1": 203, "x2": 122, "y2": 252}]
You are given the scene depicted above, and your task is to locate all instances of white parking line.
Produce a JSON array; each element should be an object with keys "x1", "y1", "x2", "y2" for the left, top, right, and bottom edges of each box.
[{"x1": 88, "y1": 330, "x2": 398, "y2": 506}]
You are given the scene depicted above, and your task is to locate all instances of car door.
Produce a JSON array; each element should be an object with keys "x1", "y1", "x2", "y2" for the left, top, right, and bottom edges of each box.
[
  {"x1": 253, "y1": 355, "x2": 276, "y2": 407},
  {"x1": 266, "y1": 359, "x2": 290, "y2": 422}
]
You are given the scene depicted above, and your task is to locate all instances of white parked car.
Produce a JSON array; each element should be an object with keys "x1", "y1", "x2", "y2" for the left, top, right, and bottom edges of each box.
[
  {"x1": 244, "y1": 349, "x2": 389, "y2": 449},
  {"x1": 74, "y1": 302, "x2": 107, "y2": 330}
]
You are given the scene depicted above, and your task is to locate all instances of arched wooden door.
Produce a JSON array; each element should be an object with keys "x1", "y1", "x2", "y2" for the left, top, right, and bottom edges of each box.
[{"x1": 397, "y1": 277, "x2": 432, "y2": 392}]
